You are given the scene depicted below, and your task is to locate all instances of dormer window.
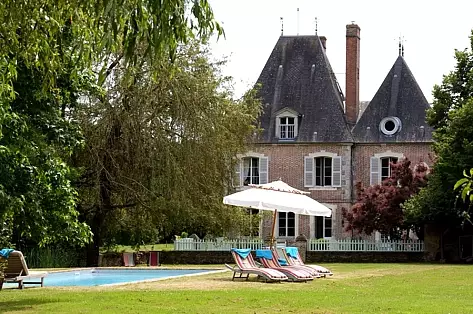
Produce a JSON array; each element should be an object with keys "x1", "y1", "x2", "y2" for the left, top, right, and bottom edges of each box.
[
  {"x1": 380, "y1": 117, "x2": 402, "y2": 135},
  {"x1": 279, "y1": 117, "x2": 295, "y2": 139},
  {"x1": 275, "y1": 108, "x2": 299, "y2": 140}
]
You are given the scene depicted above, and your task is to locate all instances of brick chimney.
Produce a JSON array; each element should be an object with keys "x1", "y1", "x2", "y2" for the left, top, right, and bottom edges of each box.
[
  {"x1": 345, "y1": 23, "x2": 360, "y2": 126},
  {"x1": 319, "y1": 36, "x2": 327, "y2": 51}
]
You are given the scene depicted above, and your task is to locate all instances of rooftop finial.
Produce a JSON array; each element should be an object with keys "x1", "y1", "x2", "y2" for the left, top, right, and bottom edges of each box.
[
  {"x1": 280, "y1": 17, "x2": 284, "y2": 36},
  {"x1": 398, "y1": 35, "x2": 406, "y2": 57},
  {"x1": 315, "y1": 17, "x2": 318, "y2": 35},
  {"x1": 297, "y1": 8, "x2": 300, "y2": 36}
]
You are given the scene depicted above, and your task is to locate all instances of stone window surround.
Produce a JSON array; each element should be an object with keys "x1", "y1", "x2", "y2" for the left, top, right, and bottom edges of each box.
[
  {"x1": 235, "y1": 152, "x2": 269, "y2": 189},
  {"x1": 380, "y1": 116, "x2": 402, "y2": 135},
  {"x1": 370, "y1": 150, "x2": 404, "y2": 185},
  {"x1": 305, "y1": 150, "x2": 341, "y2": 191}
]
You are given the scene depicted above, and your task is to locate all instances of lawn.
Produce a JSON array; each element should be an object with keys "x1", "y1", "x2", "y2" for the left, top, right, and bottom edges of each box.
[
  {"x1": 100, "y1": 243, "x2": 174, "y2": 253},
  {"x1": 1, "y1": 263, "x2": 472, "y2": 313}
]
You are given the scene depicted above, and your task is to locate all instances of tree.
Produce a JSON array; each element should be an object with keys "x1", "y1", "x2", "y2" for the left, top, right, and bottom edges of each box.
[
  {"x1": 342, "y1": 159, "x2": 428, "y2": 239},
  {"x1": 453, "y1": 169, "x2": 473, "y2": 226},
  {"x1": 74, "y1": 41, "x2": 261, "y2": 264},
  {"x1": 0, "y1": 1, "x2": 222, "y2": 248},
  {"x1": 405, "y1": 30, "x2": 473, "y2": 228},
  {"x1": 0, "y1": 21, "x2": 92, "y2": 248}
]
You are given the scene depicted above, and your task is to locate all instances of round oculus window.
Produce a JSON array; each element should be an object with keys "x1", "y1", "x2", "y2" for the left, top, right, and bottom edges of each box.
[{"x1": 380, "y1": 117, "x2": 401, "y2": 135}]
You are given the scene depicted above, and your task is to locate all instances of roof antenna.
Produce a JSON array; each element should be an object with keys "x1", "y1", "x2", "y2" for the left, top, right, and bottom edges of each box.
[
  {"x1": 315, "y1": 17, "x2": 318, "y2": 35},
  {"x1": 280, "y1": 17, "x2": 284, "y2": 36},
  {"x1": 297, "y1": 8, "x2": 300, "y2": 35}
]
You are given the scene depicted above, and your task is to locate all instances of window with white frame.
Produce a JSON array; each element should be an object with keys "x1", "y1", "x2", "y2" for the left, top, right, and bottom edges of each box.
[
  {"x1": 380, "y1": 157, "x2": 398, "y2": 181},
  {"x1": 243, "y1": 157, "x2": 259, "y2": 185},
  {"x1": 234, "y1": 153, "x2": 268, "y2": 187},
  {"x1": 315, "y1": 157, "x2": 332, "y2": 186},
  {"x1": 370, "y1": 151, "x2": 404, "y2": 185},
  {"x1": 304, "y1": 152, "x2": 342, "y2": 188},
  {"x1": 275, "y1": 108, "x2": 299, "y2": 140},
  {"x1": 279, "y1": 117, "x2": 295, "y2": 139},
  {"x1": 278, "y1": 212, "x2": 296, "y2": 237},
  {"x1": 315, "y1": 216, "x2": 332, "y2": 239},
  {"x1": 311, "y1": 204, "x2": 334, "y2": 239}
]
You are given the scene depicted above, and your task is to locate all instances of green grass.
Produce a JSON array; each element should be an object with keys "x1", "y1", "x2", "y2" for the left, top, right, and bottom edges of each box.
[
  {"x1": 101, "y1": 243, "x2": 174, "y2": 253},
  {"x1": 1, "y1": 263, "x2": 473, "y2": 313}
]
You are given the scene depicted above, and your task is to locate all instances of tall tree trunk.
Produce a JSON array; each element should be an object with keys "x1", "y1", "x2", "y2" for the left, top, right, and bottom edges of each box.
[
  {"x1": 86, "y1": 212, "x2": 104, "y2": 266},
  {"x1": 86, "y1": 121, "x2": 119, "y2": 266}
]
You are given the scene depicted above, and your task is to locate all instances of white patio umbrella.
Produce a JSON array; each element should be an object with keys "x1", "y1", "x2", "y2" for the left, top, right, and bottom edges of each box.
[{"x1": 223, "y1": 180, "x2": 332, "y2": 247}]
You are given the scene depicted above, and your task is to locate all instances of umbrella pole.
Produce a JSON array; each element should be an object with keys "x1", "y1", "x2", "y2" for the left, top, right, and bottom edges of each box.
[{"x1": 270, "y1": 209, "x2": 277, "y2": 249}]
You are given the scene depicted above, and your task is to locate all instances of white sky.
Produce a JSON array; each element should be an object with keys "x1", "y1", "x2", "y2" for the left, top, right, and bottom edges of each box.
[{"x1": 208, "y1": 0, "x2": 473, "y2": 103}]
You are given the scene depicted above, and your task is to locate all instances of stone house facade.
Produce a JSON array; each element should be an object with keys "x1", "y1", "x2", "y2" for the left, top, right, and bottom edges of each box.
[{"x1": 234, "y1": 23, "x2": 433, "y2": 242}]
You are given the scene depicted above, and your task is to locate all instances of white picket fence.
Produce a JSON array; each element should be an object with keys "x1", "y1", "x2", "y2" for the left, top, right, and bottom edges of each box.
[
  {"x1": 174, "y1": 238, "x2": 263, "y2": 251},
  {"x1": 308, "y1": 239, "x2": 424, "y2": 252}
]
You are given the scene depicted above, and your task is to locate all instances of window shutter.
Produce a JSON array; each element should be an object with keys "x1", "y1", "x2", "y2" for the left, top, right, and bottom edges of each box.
[
  {"x1": 304, "y1": 157, "x2": 314, "y2": 187},
  {"x1": 370, "y1": 157, "x2": 380, "y2": 185},
  {"x1": 234, "y1": 160, "x2": 242, "y2": 187},
  {"x1": 332, "y1": 156, "x2": 342, "y2": 187},
  {"x1": 259, "y1": 157, "x2": 268, "y2": 184}
]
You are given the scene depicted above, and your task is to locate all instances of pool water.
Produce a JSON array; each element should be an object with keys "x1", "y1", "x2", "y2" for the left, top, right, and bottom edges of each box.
[{"x1": 7, "y1": 269, "x2": 217, "y2": 287}]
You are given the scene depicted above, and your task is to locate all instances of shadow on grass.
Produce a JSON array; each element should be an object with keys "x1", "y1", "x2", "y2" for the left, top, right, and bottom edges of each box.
[{"x1": 0, "y1": 298, "x2": 59, "y2": 312}]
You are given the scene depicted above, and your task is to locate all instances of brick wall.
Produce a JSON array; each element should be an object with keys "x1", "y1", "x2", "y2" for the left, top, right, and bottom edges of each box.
[
  {"x1": 251, "y1": 142, "x2": 432, "y2": 241},
  {"x1": 352, "y1": 143, "x2": 433, "y2": 188},
  {"x1": 345, "y1": 23, "x2": 361, "y2": 125},
  {"x1": 251, "y1": 143, "x2": 352, "y2": 241},
  {"x1": 251, "y1": 144, "x2": 352, "y2": 203}
]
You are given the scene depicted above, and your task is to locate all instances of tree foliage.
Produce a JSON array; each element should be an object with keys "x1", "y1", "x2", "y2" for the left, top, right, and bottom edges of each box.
[
  {"x1": 405, "y1": 30, "x2": 473, "y2": 228},
  {"x1": 342, "y1": 159, "x2": 428, "y2": 239},
  {"x1": 74, "y1": 41, "x2": 261, "y2": 261},
  {"x1": 0, "y1": 0, "x2": 222, "y2": 248},
  {"x1": 0, "y1": 21, "x2": 91, "y2": 247},
  {"x1": 453, "y1": 169, "x2": 473, "y2": 226}
]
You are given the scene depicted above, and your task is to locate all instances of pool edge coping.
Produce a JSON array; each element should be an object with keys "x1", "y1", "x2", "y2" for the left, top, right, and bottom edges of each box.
[
  {"x1": 24, "y1": 267, "x2": 229, "y2": 288},
  {"x1": 99, "y1": 268, "x2": 228, "y2": 287}
]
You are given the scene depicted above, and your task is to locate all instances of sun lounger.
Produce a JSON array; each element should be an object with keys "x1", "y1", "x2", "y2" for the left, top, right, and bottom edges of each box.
[
  {"x1": 271, "y1": 248, "x2": 321, "y2": 278},
  {"x1": 1, "y1": 250, "x2": 47, "y2": 289},
  {"x1": 225, "y1": 249, "x2": 288, "y2": 282},
  {"x1": 282, "y1": 247, "x2": 333, "y2": 277},
  {"x1": 255, "y1": 249, "x2": 314, "y2": 282}
]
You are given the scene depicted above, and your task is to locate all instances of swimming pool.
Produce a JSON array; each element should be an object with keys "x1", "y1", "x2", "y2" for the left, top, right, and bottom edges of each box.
[{"x1": 7, "y1": 268, "x2": 222, "y2": 287}]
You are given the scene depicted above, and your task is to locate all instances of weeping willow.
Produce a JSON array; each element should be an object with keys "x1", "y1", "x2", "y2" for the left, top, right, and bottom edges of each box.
[{"x1": 74, "y1": 41, "x2": 261, "y2": 260}]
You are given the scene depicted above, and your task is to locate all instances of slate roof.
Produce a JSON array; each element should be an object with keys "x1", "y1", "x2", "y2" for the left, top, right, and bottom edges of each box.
[
  {"x1": 255, "y1": 36, "x2": 353, "y2": 143},
  {"x1": 352, "y1": 56, "x2": 433, "y2": 143}
]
